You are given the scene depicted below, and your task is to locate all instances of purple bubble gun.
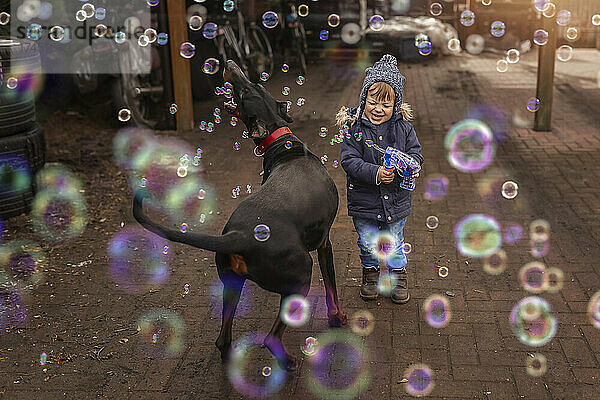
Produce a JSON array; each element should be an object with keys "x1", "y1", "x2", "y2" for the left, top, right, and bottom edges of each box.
[{"x1": 383, "y1": 147, "x2": 421, "y2": 191}]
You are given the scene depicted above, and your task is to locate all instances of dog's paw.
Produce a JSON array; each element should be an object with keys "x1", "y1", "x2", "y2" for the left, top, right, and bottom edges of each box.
[
  {"x1": 328, "y1": 310, "x2": 348, "y2": 328},
  {"x1": 278, "y1": 355, "x2": 298, "y2": 372}
]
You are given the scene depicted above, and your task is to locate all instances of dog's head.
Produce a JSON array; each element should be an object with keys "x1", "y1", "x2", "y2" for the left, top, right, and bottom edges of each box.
[{"x1": 223, "y1": 60, "x2": 293, "y2": 144}]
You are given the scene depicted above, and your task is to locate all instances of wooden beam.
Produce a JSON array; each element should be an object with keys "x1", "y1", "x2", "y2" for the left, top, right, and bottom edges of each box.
[
  {"x1": 167, "y1": 0, "x2": 194, "y2": 131},
  {"x1": 533, "y1": 8, "x2": 557, "y2": 132}
]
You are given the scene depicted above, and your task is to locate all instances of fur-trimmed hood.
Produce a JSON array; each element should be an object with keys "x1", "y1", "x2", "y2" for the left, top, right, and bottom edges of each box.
[{"x1": 335, "y1": 104, "x2": 413, "y2": 129}]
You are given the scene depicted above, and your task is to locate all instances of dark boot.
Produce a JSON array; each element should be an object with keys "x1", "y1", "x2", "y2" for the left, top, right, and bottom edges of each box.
[
  {"x1": 390, "y1": 268, "x2": 410, "y2": 304},
  {"x1": 360, "y1": 267, "x2": 380, "y2": 300}
]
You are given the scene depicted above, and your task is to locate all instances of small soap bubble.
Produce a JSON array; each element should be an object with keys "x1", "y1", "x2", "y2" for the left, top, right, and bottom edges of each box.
[
  {"x1": 296, "y1": 76, "x2": 305, "y2": 85},
  {"x1": 319, "y1": 127, "x2": 328, "y2": 137},
  {"x1": 261, "y1": 366, "x2": 272, "y2": 377},
  {"x1": 460, "y1": 10, "x2": 475, "y2": 26},
  {"x1": 527, "y1": 98, "x2": 540, "y2": 112},
  {"x1": 183, "y1": 283, "x2": 190, "y2": 294},
  {"x1": 280, "y1": 294, "x2": 310, "y2": 327},
  {"x1": 282, "y1": 86, "x2": 290, "y2": 95},
  {"x1": 169, "y1": 104, "x2": 178, "y2": 115},
  {"x1": 214, "y1": 115, "x2": 222, "y2": 124},
  {"x1": 447, "y1": 38, "x2": 461, "y2": 52},
  {"x1": 592, "y1": 14, "x2": 600, "y2": 26},
  {"x1": 501, "y1": 181, "x2": 518, "y2": 199},
  {"x1": 284, "y1": 141, "x2": 292, "y2": 149},
  {"x1": 298, "y1": 4, "x2": 309, "y2": 17},
  {"x1": 526, "y1": 353, "x2": 547, "y2": 377},
  {"x1": 246, "y1": 184, "x2": 251, "y2": 193},
  {"x1": 350, "y1": 310, "x2": 375, "y2": 336},
  {"x1": 203, "y1": 22, "x2": 218, "y2": 39},
  {"x1": 254, "y1": 224, "x2": 270, "y2": 241},
  {"x1": 76, "y1": 10, "x2": 86, "y2": 22},
  {"x1": 426, "y1": 216, "x2": 439, "y2": 230},
  {"x1": 49, "y1": 26, "x2": 65, "y2": 41},
  {"x1": 377, "y1": 271, "x2": 398, "y2": 296},
  {"x1": 157, "y1": 32, "x2": 168, "y2": 45},
  {"x1": 147, "y1": 0, "x2": 159, "y2": 6},
  {"x1": 490, "y1": 20, "x2": 506, "y2": 37},
  {"x1": 429, "y1": 2, "x2": 443, "y2": 16},
  {"x1": 496, "y1": 59, "x2": 508, "y2": 73},
  {"x1": 423, "y1": 294, "x2": 451, "y2": 328},
  {"x1": 319, "y1": 30, "x2": 329, "y2": 40},
  {"x1": 162, "y1": 245, "x2": 169, "y2": 255},
  {"x1": 533, "y1": 29, "x2": 549, "y2": 46},
  {"x1": 556, "y1": 10, "x2": 570, "y2": 26},
  {"x1": 506, "y1": 49, "x2": 520, "y2": 64},
  {"x1": 262, "y1": 11, "x2": 279, "y2": 28},
  {"x1": 115, "y1": 31, "x2": 127, "y2": 44},
  {"x1": 556, "y1": 45, "x2": 573, "y2": 62},
  {"x1": 404, "y1": 364, "x2": 435, "y2": 397},
  {"x1": 138, "y1": 35, "x2": 150, "y2": 47},
  {"x1": 223, "y1": 0, "x2": 235, "y2": 12},
  {"x1": 332, "y1": 160, "x2": 339, "y2": 168},
  {"x1": 40, "y1": 352, "x2": 47, "y2": 365},
  {"x1": 189, "y1": 15, "x2": 203, "y2": 30},
  {"x1": 145, "y1": 28, "x2": 157, "y2": 43},
  {"x1": 27, "y1": 24, "x2": 43, "y2": 41},
  {"x1": 202, "y1": 58, "x2": 220, "y2": 74},
  {"x1": 180, "y1": 223, "x2": 188, "y2": 233},
  {"x1": 5, "y1": 77, "x2": 18, "y2": 90},
  {"x1": 296, "y1": 98, "x2": 305, "y2": 106},
  {"x1": 281, "y1": 63, "x2": 289, "y2": 72},
  {"x1": 438, "y1": 266, "x2": 449, "y2": 277},
  {"x1": 301, "y1": 337, "x2": 318, "y2": 356},
  {"x1": 206, "y1": 122, "x2": 214, "y2": 132},
  {"x1": 542, "y1": 3, "x2": 556, "y2": 18},
  {"x1": 177, "y1": 166, "x2": 187, "y2": 178},
  {"x1": 118, "y1": 108, "x2": 131, "y2": 122},
  {"x1": 179, "y1": 42, "x2": 196, "y2": 58},
  {"x1": 369, "y1": 15, "x2": 385, "y2": 31},
  {"x1": 260, "y1": 72, "x2": 270, "y2": 81},
  {"x1": 0, "y1": 12, "x2": 10, "y2": 25},
  {"x1": 483, "y1": 249, "x2": 507, "y2": 275},
  {"x1": 401, "y1": 242, "x2": 412, "y2": 254},
  {"x1": 230, "y1": 117, "x2": 238, "y2": 126},
  {"x1": 233, "y1": 142, "x2": 241, "y2": 151},
  {"x1": 327, "y1": 14, "x2": 340, "y2": 27}
]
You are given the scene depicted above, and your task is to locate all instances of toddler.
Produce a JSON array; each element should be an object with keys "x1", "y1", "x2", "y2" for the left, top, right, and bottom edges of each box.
[{"x1": 337, "y1": 54, "x2": 424, "y2": 304}]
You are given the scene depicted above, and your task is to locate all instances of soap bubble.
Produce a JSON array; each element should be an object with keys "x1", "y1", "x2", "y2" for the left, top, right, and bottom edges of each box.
[
  {"x1": 49, "y1": 26, "x2": 65, "y2": 41},
  {"x1": 460, "y1": 10, "x2": 475, "y2": 26},
  {"x1": 26, "y1": 23, "x2": 43, "y2": 40},
  {"x1": 520, "y1": 262, "x2": 548, "y2": 293},
  {"x1": 262, "y1": 11, "x2": 278, "y2": 28},
  {"x1": 506, "y1": 48, "x2": 520, "y2": 63},
  {"x1": 527, "y1": 97, "x2": 540, "y2": 112},
  {"x1": 377, "y1": 271, "x2": 398, "y2": 296},
  {"x1": 115, "y1": 31, "x2": 127, "y2": 44},
  {"x1": 545, "y1": 267, "x2": 564, "y2": 293},
  {"x1": 281, "y1": 63, "x2": 289, "y2": 72},
  {"x1": 438, "y1": 266, "x2": 449, "y2": 278},
  {"x1": 327, "y1": 14, "x2": 340, "y2": 27},
  {"x1": 203, "y1": 22, "x2": 218, "y2": 39},
  {"x1": 426, "y1": 216, "x2": 439, "y2": 229},
  {"x1": 587, "y1": 291, "x2": 600, "y2": 328},
  {"x1": 429, "y1": 2, "x2": 443, "y2": 16},
  {"x1": 530, "y1": 219, "x2": 550, "y2": 241},
  {"x1": 137, "y1": 309, "x2": 185, "y2": 359},
  {"x1": 157, "y1": 32, "x2": 168, "y2": 45},
  {"x1": 189, "y1": 15, "x2": 203, "y2": 30},
  {"x1": 501, "y1": 181, "x2": 518, "y2": 199},
  {"x1": 0, "y1": 240, "x2": 45, "y2": 290},
  {"x1": 350, "y1": 310, "x2": 375, "y2": 336},
  {"x1": 556, "y1": 45, "x2": 573, "y2": 62},
  {"x1": 445, "y1": 119, "x2": 495, "y2": 173},
  {"x1": 253, "y1": 224, "x2": 270, "y2": 241},
  {"x1": 424, "y1": 175, "x2": 449, "y2": 200},
  {"x1": 369, "y1": 15, "x2": 385, "y2": 31},
  {"x1": 542, "y1": 2, "x2": 556, "y2": 18},
  {"x1": 296, "y1": 76, "x2": 305, "y2": 85},
  {"x1": 510, "y1": 296, "x2": 557, "y2": 347},
  {"x1": 448, "y1": 38, "x2": 461, "y2": 53},
  {"x1": 526, "y1": 353, "x2": 547, "y2": 377},
  {"x1": 301, "y1": 337, "x2": 319, "y2": 356},
  {"x1": 503, "y1": 223, "x2": 523, "y2": 244},
  {"x1": 31, "y1": 190, "x2": 88, "y2": 243},
  {"x1": 556, "y1": 9, "x2": 570, "y2": 26},
  {"x1": 0, "y1": 12, "x2": 9, "y2": 25},
  {"x1": 202, "y1": 58, "x2": 220, "y2": 74},
  {"x1": 423, "y1": 294, "x2": 451, "y2": 328},
  {"x1": 496, "y1": 59, "x2": 509, "y2": 73},
  {"x1": 281, "y1": 294, "x2": 310, "y2": 327},
  {"x1": 533, "y1": 29, "x2": 548, "y2": 46},
  {"x1": 223, "y1": 0, "x2": 234, "y2": 12},
  {"x1": 490, "y1": 20, "x2": 506, "y2": 37},
  {"x1": 179, "y1": 42, "x2": 195, "y2": 58},
  {"x1": 454, "y1": 214, "x2": 501, "y2": 258},
  {"x1": 482, "y1": 249, "x2": 507, "y2": 275},
  {"x1": 465, "y1": 34, "x2": 485, "y2": 55},
  {"x1": 298, "y1": 4, "x2": 309, "y2": 17},
  {"x1": 319, "y1": 30, "x2": 329, "y2": 40},
  {"x1": 404, "y1": 364, "x2": 435, "y2": 397}
]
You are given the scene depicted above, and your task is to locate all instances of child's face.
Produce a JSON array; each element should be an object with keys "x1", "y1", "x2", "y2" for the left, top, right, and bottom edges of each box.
[{"x1": 364, "y1": 91, "x2": 394, "y2": 125}]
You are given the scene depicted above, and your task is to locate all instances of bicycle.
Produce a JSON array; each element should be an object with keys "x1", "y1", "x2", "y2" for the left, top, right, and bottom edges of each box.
[{"x1": 213, "y1": 8, "x2": 273, "y2": 82}]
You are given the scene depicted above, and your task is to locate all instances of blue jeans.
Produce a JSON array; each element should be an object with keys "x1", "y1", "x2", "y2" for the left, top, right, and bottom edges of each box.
[{"x1": 352, "y1": 216, "x2": 408, "y2": 271}]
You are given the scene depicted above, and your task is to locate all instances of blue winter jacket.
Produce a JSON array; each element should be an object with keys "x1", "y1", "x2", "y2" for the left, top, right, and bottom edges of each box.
[{"x1": 339, "y1": 107, "x2": 424, "y2": 223}]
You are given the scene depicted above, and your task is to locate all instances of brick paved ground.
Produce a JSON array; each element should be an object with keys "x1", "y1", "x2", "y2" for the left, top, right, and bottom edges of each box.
[{"x1": 1, "y1": 48, "x2": 599, "y2": 400}]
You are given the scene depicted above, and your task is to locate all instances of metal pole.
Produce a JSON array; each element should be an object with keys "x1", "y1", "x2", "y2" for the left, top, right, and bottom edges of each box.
[{"x1": 533, "y1": 6, "x2": 557, "y2": 132}]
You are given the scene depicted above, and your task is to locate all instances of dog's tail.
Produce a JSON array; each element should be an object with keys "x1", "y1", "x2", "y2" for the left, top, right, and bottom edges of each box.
[{"x1": 132, "y1": 190, "x2": 249, "y2": 254}]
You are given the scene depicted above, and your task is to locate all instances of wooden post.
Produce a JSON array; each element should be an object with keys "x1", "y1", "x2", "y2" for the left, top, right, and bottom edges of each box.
[
  {"x1": 167, "y1": 0, "x2": 194, "y2": 131},
  {"x1": 533, "y1": 8, "x2": 557, "y2": 132}
]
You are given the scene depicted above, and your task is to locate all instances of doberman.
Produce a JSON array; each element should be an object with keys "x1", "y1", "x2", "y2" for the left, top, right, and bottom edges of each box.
[{"x1": 132, "y1": 60, "x2": 347, "y2": 371}]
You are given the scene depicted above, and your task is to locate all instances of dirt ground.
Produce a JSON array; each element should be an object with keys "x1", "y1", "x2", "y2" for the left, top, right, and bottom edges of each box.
[{"x1": 1, "y1": 48, "x2": 600, "y2": 400}]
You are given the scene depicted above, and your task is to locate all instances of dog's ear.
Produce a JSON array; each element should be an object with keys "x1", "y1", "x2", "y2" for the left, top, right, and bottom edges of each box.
[{"x1": 277, "y1": 101, "x2": 293, "y2": 123}]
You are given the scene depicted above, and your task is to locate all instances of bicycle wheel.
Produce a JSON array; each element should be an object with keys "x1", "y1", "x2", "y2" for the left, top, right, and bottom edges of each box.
[{"x1": 247, "y1": 25, "x2": 274, "y2": 81}]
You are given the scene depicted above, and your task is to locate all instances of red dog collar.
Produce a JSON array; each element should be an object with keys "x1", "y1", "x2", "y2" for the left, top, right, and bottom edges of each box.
[{"x1": 256, "y1": 127, "x2": 292, "y2": 155}]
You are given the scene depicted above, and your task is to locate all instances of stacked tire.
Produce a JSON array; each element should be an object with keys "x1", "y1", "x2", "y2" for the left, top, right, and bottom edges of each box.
[{"x1": 0, "y1": 38, "x2": 46, "y2": 219}]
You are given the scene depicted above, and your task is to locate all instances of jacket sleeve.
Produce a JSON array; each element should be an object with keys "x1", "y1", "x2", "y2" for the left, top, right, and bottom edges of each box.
[
  {"x1": 404, "y1": 121, "x2": 424, "y2": 166},
  {"x1": 340, "y1": 129, "x2": 380, "y2": 185}
]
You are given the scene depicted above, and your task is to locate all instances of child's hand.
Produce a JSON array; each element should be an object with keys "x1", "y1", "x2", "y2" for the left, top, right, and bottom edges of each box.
[{"x1": 377, "y1": 167, "x2": 395, "y2": 184}]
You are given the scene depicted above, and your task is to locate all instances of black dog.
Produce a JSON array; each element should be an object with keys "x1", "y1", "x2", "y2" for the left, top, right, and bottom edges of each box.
[{"x1": 132, "y1": 60, "x2": 347, "y2": 370}]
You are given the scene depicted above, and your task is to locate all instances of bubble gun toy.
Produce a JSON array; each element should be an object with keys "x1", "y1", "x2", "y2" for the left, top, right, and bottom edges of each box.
[{"x1": 382, "y1": 146, "x2": 421, "y2": 191}]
